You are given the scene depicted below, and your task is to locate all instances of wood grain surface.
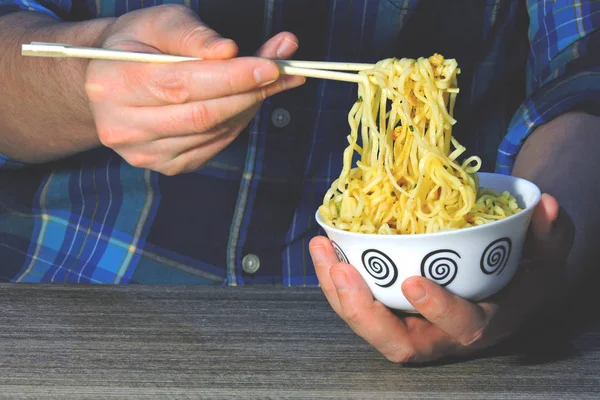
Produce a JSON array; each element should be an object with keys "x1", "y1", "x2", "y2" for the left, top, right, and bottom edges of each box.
[{"x1": 0, "y1": 284, "x2": 598, "y2": 399}]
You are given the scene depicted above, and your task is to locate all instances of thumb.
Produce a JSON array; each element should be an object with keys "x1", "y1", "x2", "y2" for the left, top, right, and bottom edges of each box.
[
  {"x1": 255, "y1": 32, "x2": 299, "y2": 59},
  {"x1": 524, "y1": 193, "x2": 573, "y2": 263},
  {"x1": 530, "y1": 193, "x2": 559, "y2": 235},
  {"x1": 105, "y1": 5, "x2": 238, "y2": 60},
  {"x1": 490, "y1": 193, "x2": 572, "y2": 331}
]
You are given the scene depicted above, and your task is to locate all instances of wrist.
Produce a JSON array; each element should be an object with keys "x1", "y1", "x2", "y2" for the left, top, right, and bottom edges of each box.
[
  {"x1": 44, "y1": 18, "x2": 116, "y2": 130},
  {"x1": 20, "y1": 16, "x2": 116, "y2": 160}
]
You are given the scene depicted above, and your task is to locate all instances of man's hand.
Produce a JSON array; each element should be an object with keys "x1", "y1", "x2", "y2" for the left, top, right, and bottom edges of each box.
[
  {"x1": 86, "y1": 5, "x2": 304, "y2": 175},
  {"x1": 309, "y1": 194, "x2": 573, "y2": 363}
]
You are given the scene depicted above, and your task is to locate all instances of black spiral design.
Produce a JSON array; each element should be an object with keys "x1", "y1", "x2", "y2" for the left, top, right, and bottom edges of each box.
[
  {"x1": 420, "y1": 249, "x2": 460, "y2": 287},
  {"x1": 331, "y1": 241, "x2": 349, "y2": 264},
  {"x1": 361, "y1": 249, "x2": 398, "y2": 288},
  {"x1": 480, "y1": 237, "x2": 512, "y2": 276}
]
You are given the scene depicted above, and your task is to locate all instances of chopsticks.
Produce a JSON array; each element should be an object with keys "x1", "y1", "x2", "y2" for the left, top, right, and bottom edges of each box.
[{"x1": 21, "y1": 42, "x2": 373, "y2": 83}]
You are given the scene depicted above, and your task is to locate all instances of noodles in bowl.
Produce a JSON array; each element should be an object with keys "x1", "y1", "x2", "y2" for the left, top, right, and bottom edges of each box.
[
  {"x1": 318, "y1": 55, "x2": 521, "y2": 235},
  {"x1": 314, "y1": 55, "x2": 540, "y2": 311}
]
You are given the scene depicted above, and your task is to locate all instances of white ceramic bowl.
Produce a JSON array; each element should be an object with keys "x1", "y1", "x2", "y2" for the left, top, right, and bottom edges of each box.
[{"x1": 315, "y1": 173, "x2": 541, "y2": 311}]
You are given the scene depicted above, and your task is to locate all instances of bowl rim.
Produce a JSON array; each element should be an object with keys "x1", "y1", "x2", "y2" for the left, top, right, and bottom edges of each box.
[{"x1": 315, "y1": 172, "x2": 542, "y2": 240}]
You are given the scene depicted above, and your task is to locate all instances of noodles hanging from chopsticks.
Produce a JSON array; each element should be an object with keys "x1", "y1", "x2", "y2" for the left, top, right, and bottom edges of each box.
[{"x1": 319, "y1": 54, "x2": 521, "y2": 235}]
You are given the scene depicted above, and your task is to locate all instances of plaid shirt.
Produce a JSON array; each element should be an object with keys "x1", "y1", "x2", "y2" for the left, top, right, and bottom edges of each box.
[{"x1": 0, "y1": 0, "x2": 599, "y2": 285}]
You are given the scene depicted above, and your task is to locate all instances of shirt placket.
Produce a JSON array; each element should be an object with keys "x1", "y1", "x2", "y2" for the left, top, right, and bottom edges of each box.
[{"x1": 225, "y1": 0, "x2": 274, "y2": 285}]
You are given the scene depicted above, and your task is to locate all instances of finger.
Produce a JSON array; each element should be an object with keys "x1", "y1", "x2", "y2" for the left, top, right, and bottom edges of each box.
[
  {"x1": 524, "y1": 193, "x2": 572, "y2": 262},
  {"x1": 115, "y1": 121, "x2": 234, "y2": 170},
  {"x1": 316, "y1": 246, "x2": 466, "y2": 363},
  {"x1": 229, "y1": 33, "x2": 300, "y2": 132},
  {"x1": 115, "y1": 126, "x2": 239, "y2": 175},
  {"x1": 87, "y1": 57, "x2": 283, "y2": 107},
  {"x1": 151, "y1": 128, "x2": 241, "y2": 175},
  {"x1": 530, "y1": 193, "x2": 559, "y2": 235},
  {"x1": 256, "y1": 32, "x2": 299, "y2": 59},
  {"x1": 95, "y1": 76, "x2": 304, "y2": 159},
  {"x1": 479, "y1": 255, "x2": 562, "y2": 344},
  {"x1": 492, "y1": 195, "x2": 573, "y2": 326},
  {"x1": 309, "y1": 236, "x2": 343, "y2": 314},
  {"x1": 107, "y1": 5, "x2": 238, "y2": 60},
  {"x1": 330, "y1": 263, "x2": 417, "y2": 362},
  {"x1": 134, "y1": 75, "x2": 305, "y2": 138},
  {"x1": 402, "y1": 276, "x2": 491, "y2": 348}
]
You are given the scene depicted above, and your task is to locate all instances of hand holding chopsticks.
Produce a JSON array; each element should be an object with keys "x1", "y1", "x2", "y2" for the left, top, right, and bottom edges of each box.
[{"x1": 21, "y1": 42, "x2": 373, "y2": 84}]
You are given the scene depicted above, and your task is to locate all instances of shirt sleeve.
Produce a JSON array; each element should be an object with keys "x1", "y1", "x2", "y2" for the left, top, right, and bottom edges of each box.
[
  {"x1": 0, "y1": 0, "x2": 64, "y2": 18},
  {"x1": 495, "y1": 0, "x2": 600, "y2": 174},
  {"x1": 0, "y1": 0, "x2": 18, "y2": 16}
]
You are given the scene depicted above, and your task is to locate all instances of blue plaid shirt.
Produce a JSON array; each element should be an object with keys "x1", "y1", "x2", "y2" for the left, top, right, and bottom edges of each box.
[{"x1": 0, "y1": 0, "x2": 599, "y2": 285}]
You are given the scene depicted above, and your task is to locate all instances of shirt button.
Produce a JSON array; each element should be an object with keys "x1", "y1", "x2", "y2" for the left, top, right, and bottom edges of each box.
[
  {"x1": 242, "y1": 253, "x2": 261, "y2": 274},
  {"x1": 271, "y1": 108, "x2": 291, "y2": 128}
]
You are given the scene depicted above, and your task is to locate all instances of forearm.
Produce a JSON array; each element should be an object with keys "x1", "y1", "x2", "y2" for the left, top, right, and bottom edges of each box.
[
  {"x1": 0, "y1": 12, "x2": 113, "y2": 164},
  {"x1": 512, "y1": 111, "x2": 600, "y2": 290}
]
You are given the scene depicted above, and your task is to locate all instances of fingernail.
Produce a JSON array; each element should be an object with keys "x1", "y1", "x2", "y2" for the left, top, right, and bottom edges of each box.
[
  {"x1": 276, "y1": 37, "x2": 299, "y2": 59},
  {"x1": 254, "y1": 63, "x2": 279, "y2": 85},
  {"x1": 404, "y1": 282, "x2": 427, "y2": 303},
  {"x1": 310, "y1": 246, "x2": 328, "y2": 266},
  {"x1": 281, "y1": 75, "x2": 306, "y2": 90},
  {"x1": 209, "y1": 37, "x2": 233, "y2": 50},
  {"x1": 84, "y1": 82, "x2": 105, "y2": 101},
  {"x1": 331, "y1": 270, "x2": 350, "y2": 292}
]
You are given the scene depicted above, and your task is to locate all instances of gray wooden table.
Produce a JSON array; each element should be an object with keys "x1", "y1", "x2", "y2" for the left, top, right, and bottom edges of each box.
[{"x1": 0, "y1": 284, "x2": 598, "y2": 399}]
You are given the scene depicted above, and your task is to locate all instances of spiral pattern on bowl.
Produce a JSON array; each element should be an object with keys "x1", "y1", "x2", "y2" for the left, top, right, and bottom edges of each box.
[
  {"x1": 420, "y1": 249, "x2": 460, "y2": 287},
  {"x1": 480, "y1": 237, "x2": 512, "y2": 275},
  {"x1": 361, "y1": 249, "x2": 398, "y2": 288},
  {"x1": 331, "y1": 241, "x2": 349, "y2": 264}
]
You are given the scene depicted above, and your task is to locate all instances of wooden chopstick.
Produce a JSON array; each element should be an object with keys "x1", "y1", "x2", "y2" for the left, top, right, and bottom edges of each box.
[
  {"x1": 22, "y1": 42, "x2": 198, "y2": 63},
  {"x1": 21, "y1": 42, "x2": 370, "y2": 83},
  {"x1": 275, "y1": 60, "x2": 374, "y2": 71},
  {"x1": 276, "y1": 65, "x2": 364, "y2": 83}
]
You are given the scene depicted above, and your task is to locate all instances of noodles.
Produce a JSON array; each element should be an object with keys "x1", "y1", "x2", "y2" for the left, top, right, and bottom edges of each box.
[{"x1": 318, "y1": 54, "x2": 521, "y2": 235}]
